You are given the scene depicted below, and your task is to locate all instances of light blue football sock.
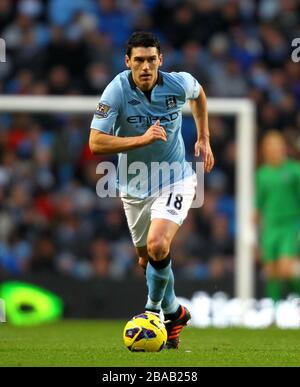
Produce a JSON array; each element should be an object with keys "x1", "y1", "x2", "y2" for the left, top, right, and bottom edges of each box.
[
  {"x1": 145, "y1": 258, "x2": 171, "y2": 312},
  {"x1": 162, "y1": 267, "x2": 180, "y2": 315}
]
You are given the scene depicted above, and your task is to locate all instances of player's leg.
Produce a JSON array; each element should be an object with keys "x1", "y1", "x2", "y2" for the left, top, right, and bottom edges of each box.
[
  {"x1": 146, "y1": 175, "x2": 197, "y2": 348},
  {"x1": 146, "y1": 218, "x2": 190, "y2": 349},
  {"x1": 122, "y1": 196, "x2": 177, "y2": 313},
  {"x1": 144, "y1": 219, "x2": 179, "y2": 313},
  {"x1": 276, "y1": 257, "x2": 300, "y2": 296},
  {"x1": 261, "y1": 228, "x2": 283, "y2": 302},
  {"x1": 122, "y1": 196, "x2": 179, "y2": 318},
  {"x1": 136, "y1": 245, "x2": 179, "y2": 322},
  {"x1": 136, "y1": 246, "x2": 148, "y2": 271},
  {"x1": 147, "y1": 175, "x2": 196, "y2": 314},
  {"x1": 277, "y1": 222, "x2": 300, "y2": 295},
  {"x1": 123, "y1": 175, "x2": 196, "y2": 348},
  {"x1": 264, "y1": 261, "x2": 282, "y2": 302},
  {"x1": 121, "y1": 194, "x2": 152, "y2": 279}
]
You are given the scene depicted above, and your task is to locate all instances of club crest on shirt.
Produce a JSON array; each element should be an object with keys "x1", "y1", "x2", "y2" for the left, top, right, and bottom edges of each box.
[
  {"x1": 95, "y1": 103, "x2": 110, "y2": 118},
  {"x1": 165, "y1": 95, "x2": 177, "y2": 110}
]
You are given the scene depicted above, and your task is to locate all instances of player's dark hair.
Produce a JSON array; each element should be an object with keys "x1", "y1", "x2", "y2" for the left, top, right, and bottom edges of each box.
[{"x1": 126, "y1": 31, "x2": 161, "y2": 57}]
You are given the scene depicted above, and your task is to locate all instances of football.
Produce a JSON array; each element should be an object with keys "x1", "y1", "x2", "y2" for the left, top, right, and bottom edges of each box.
[{"x1": 123, "y1": 312, "x2": 167, "y2": 352}]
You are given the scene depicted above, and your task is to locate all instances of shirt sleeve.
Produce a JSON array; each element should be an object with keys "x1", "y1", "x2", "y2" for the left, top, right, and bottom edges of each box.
[
  {"x1": 90, "y1": 78, "x2": 122, "y2": 134},
  {"x1": 178, "y1": 72, "x2": 201, "y2": 100}
]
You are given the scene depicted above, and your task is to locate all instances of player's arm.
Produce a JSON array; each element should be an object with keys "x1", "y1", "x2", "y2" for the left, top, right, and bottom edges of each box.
[
  {"x1": 189, "y1": 87, "x2": 214, "y2": 173},
  {"x1": 89, "y1": 120, "x2": 167, "y2": 155},
  {"x1": 89, "y1": 78, "x2": 166, "y2": 155}
]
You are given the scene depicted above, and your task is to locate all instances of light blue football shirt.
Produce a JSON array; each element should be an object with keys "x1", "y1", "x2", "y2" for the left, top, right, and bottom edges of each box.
[{"x1": 90, "y1": 70, "x2": 201, "y2": 198}]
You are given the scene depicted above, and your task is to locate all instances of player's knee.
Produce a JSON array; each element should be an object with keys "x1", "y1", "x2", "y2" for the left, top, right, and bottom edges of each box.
[
  {"x1": 277, "y1": 262, "x2": 293, "y2": 279},
  {"x1": 147, "y1": 237, "x2": 169, "y2": 261}
]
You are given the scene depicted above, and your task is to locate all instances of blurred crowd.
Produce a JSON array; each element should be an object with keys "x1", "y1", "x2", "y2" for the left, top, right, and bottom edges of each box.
[{"x1": 0, "y1": 0, "x2": 300, "y2": 281}]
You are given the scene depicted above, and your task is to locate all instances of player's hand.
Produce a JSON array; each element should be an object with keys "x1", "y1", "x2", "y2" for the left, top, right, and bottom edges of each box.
[
  {"x1": 141, "y1": 120, "x2": 167, "y2": 145},
  {"x1": 195, "y1": 137, "x2": 214, "y2": 173}
]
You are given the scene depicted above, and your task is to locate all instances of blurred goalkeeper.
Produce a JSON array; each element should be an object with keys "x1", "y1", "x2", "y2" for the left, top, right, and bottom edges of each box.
[{"x1": 255, "y1": 131, "x2": 300, "y2": 302}]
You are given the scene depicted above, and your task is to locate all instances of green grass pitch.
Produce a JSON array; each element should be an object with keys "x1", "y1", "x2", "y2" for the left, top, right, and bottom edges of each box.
[{"x1": 1, "y1": 320, "x2": 300, "y2": 367}]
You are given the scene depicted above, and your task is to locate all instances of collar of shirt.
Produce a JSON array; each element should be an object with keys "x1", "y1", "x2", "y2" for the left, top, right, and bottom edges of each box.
[{"x1": 128, "y1": 71, "x2": 164, "y2": 90}]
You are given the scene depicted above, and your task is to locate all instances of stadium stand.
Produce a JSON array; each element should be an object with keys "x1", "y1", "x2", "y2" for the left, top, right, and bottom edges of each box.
[{"x1": 0, "y1": 0, "x2": 299, "y2": 284}]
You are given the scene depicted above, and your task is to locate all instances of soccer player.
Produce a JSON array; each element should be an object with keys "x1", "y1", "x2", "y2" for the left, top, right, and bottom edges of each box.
[
  {"x1": 255, "y1": 131, "x2": 300, "y2": 302},
  {"x1": 89, "y1": 32, "x2": 214, "y2": 348}
]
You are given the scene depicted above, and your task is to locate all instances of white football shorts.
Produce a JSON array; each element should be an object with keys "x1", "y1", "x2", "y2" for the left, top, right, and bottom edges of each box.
[{"x1": 121, "y1": 174, "x2": 197, "y2": 247}]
